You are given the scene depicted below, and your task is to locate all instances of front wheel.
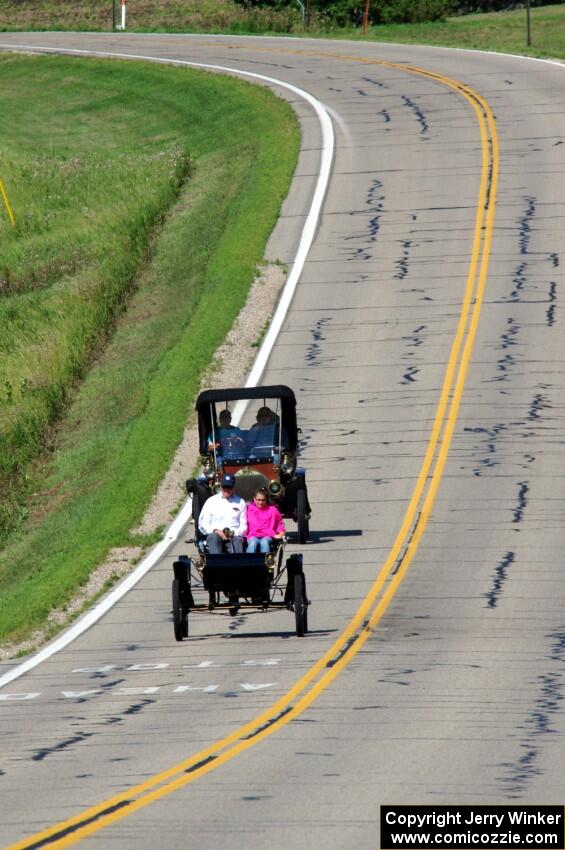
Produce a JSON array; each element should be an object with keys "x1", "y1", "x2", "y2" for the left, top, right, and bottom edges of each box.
[
  {"x1": 296, "y1": 489, "x2": 309, "y2": 544},
  {"x1": 294, "y1": 572, "x2": 308, "y2": 637}
]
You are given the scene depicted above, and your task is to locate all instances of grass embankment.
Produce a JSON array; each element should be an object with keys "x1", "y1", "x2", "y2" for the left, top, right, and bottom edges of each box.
[
  {"x1": 0, "y1": 0, "x2": 302, "y2": 33},
  {"x1": 0, "y1": 54, "x2": 299, "y2": 644},
  {"x1": 0, "y1": 0, "x2": 564, "y2": 59},
  {"x1": 341, "y1": 4, "x2": 565, "y2": 59}
]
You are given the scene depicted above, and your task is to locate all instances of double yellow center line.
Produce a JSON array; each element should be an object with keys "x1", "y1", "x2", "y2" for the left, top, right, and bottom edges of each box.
[{"x1": 7, "y1": 51, "x2": 498, "y2": 850}]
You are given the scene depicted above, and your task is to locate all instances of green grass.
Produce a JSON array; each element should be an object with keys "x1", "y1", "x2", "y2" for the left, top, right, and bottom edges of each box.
[
  {"x1": 0, "y1": 0, "x2": 564, "y2": 60},
  {"x1": 0, "y1": 0, "x2": 302, "y2": 34},
  {"x1": 335, "y1": 5, "x2": 565, "y2": 59},
  {"x1": 0, "y1": 54, "x2": 299, "y2": 644}
]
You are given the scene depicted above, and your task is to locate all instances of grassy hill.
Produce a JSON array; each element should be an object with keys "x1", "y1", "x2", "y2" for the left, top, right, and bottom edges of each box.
[
  {"x1": 0, "y1": 53, "x2": 299, "y2": 645},
  {"x1": 0, "y1": 0, "x2": 301, "y2": 33},
  {"x1": 0, "y1": 0, "x2": 564, "y2": 59}
]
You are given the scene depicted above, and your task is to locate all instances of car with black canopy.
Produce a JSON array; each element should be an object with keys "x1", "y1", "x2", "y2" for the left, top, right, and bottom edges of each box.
[{"x1": 186, "y1": 384, "x2": 311, "y2": 543}]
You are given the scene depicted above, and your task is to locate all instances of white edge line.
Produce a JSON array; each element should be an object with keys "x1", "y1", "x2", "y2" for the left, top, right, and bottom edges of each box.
[
  {"x1": 4, "y1": 34, "x2": 561, "y2": 688},
  {"x1": 0, "y1": 44, "x2": 335, "y2": 689}
]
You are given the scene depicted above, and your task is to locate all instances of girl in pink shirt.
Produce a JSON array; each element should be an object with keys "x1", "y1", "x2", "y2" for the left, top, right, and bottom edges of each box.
[{"x1": 246, "y1": 488, "x2": 285, "y2": 553}]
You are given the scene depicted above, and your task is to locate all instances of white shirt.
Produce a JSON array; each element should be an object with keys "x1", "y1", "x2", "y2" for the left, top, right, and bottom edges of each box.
[{"x1": 198, "y1": 492, "x2": 247, "y2": 537}]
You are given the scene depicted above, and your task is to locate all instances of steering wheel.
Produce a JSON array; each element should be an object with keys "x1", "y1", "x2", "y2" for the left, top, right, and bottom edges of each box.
[{"x1": 222, "y1": 435, "x2": 246, "y2": 452}]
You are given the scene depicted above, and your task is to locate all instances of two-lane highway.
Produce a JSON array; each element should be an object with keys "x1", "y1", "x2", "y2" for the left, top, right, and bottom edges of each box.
[{"x1": 1, "y1": 33, "x2": 564, "y2": 850}]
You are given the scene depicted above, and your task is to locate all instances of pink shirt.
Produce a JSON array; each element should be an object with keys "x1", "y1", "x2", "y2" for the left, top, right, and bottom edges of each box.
[{"x1": 246, "y1": 503, "x2": 285, "y2": 539}]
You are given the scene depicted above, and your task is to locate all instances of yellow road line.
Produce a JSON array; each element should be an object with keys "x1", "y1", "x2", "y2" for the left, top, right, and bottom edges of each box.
[
  {"x1": 0, "y1": 176, "x2": 15, "y2": 227},
  {"x1": 5, "y1": 52, "x2": 499, "y2": 850}
]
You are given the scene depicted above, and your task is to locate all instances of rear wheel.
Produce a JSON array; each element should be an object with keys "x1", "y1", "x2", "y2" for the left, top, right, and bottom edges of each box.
[
  {"x1": 302, "y1": 574, "x2": 309, "y2": 634},
  {"x1": 172, "y1": 579, "x2": 188, "y2": 641},
  {"x1": 296, "y1": 489, "x2": 309, "y2": 544},
  {"x1": 294, "y1": 572, "x2": 307, "y2": 637}
]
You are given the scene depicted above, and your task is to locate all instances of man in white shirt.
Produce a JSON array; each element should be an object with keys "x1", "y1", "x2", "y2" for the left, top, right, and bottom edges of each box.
[{"x1": 198, "y1": 473, "x2": 247, "y2": 553}]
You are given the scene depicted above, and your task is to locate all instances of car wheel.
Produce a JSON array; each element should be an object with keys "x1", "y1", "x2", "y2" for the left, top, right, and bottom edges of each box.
[
  {"x1": 294, "y1": 572, "x2": 307, "y2": 637},
  {"x1": 296, "y1": 489, "x2": 309, "y2": 544},
  {"x1": 172, "y1": 579, "x2": 185, "y2": 642}
]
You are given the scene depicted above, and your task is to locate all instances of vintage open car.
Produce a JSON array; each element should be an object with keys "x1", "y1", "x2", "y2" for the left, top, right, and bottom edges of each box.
[
  {"x1": 171, "y1": 541, "x2": 309, "y2": 639},
  {"x1": 186, "y1": 384, "x2": 311, "y2": 543}
]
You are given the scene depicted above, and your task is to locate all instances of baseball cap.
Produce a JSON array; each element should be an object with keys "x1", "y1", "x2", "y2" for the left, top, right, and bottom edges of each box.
[{"x1": 220, "y1": 473, "x2": 236, "y2": 488}]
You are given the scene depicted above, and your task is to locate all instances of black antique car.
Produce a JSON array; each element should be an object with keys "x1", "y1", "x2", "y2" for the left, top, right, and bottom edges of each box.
[
  {"x1": 186, "y1": 384, "x2": 311, "y2": 543},
  {"x1": 171, "y1": 543, "x2": 309, "y2": 639}
]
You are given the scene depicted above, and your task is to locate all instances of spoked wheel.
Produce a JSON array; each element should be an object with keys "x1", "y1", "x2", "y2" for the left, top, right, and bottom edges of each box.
[
  {"x1": 294, "y1": 572, "x2": 308, "y2": 637},
  {"x1": 172, "y1": 579, "x2": 188, "y2": 641},
  {"x1": 296, "y1": 489, "x2": 309, "y2": 544}
]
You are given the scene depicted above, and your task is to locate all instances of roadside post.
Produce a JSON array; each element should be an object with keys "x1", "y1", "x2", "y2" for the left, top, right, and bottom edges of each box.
[
  {"x1": 362, "y1": 0, "x2": 370, "y2": 34},
  {"x1": 116, "y1": 0, "x2": 126, "y2": 30}
]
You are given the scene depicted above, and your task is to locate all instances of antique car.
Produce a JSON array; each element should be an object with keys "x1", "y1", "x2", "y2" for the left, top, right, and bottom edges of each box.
[
  {"x1": 171, "y1": 541, "x2": 309, "y2": 639},
  {"x1": 186, "y1": 384, "x2": 311, "y2": 543}
]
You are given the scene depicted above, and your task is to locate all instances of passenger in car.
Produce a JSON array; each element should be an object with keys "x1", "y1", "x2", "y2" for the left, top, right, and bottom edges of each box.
[
  {"x1": 245, "y1": 487, "x2": 285, "y2": 553},
  {"x1": 248, "y1": 407, "x2": 278, "y2": 455}
]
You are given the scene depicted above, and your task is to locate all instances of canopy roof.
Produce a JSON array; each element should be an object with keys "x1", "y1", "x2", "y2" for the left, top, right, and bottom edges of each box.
[
  {"x1": 196, "y1": 385, "x2": 296, "y2": 407},
  {"x1": 195, "y1": 385, "x2": 299, "y2": 454}
]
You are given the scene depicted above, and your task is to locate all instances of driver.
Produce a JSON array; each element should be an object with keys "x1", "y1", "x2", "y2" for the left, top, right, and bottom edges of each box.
[
  {"x1": 207, "y1": 409, "x2": 245, "y2": 453},
  {"x1": 198, "y1": 474, "x2": 247, "y2": 553}
]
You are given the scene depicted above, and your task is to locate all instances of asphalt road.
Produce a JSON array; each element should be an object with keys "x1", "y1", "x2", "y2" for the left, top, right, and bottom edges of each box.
[{"x1": 1, "y1": 32, "x2": 565, "y2": 850}]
